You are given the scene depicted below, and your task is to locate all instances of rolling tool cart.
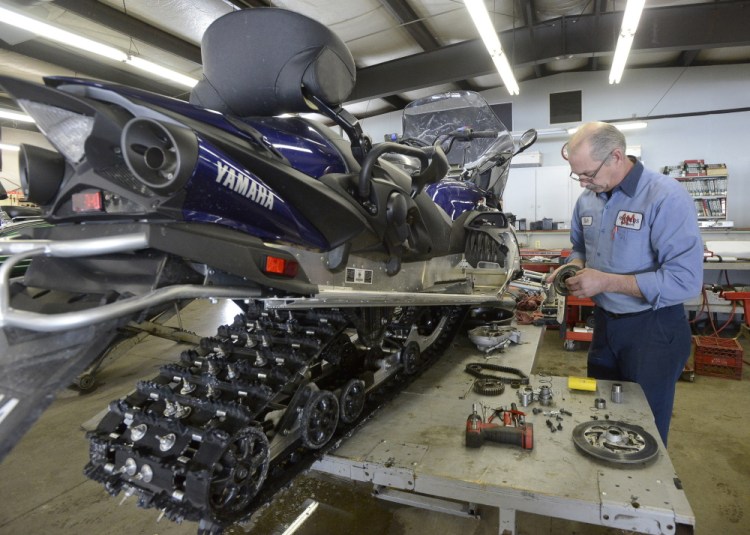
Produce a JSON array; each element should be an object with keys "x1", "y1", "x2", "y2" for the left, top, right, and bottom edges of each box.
[
  {"x1": 558, "y1": 295, "x2": 595, "y2": 351},
  {"x1": 720, "y1": 289, "x2": 750, "y2": 340}
]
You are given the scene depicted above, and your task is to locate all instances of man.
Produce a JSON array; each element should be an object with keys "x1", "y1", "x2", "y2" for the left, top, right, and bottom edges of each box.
[{"x1": 553, "y1": 122, "x2": 704, "y2": 446}]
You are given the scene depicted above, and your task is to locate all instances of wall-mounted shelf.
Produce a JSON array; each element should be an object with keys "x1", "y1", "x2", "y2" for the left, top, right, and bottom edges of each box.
[{"x1": 663, "y1": 161, "x2": 728, "y2": 221}]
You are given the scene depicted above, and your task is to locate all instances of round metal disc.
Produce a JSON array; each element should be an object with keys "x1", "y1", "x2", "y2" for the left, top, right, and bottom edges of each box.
[
  {"x1": 572, "y1": 421, "x2": 659, "y2": 464},
  {"x1": 553, "y1": 264, "x2": 581, "y2": 296}
]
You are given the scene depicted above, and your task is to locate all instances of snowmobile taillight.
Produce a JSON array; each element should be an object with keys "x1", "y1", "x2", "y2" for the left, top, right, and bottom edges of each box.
[
  {"x1": 263, "y1": 256, "x2": 299, "y2": 277},
  {"x1": 17, "y1": 99, "x2": 94, "y2": 163},
  {"x1": 72, "y1": 190, "x2": 104, "y2": 212}
]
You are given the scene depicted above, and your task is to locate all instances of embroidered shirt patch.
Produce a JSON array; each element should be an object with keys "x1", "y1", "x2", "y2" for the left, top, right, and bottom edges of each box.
[
  {"x1": 581, "y1": 216, "x2": 593, "y2": 226},
  {"x1": 615, "y1": 210, "x2": 643, "y2": 230}
]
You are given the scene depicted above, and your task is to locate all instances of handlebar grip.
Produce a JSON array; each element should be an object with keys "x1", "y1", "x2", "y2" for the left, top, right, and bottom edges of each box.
[
  {"x1": 470, "y1": 130, "x2": 499, "y2": 138},
  {"x1": 482, "y1": 424, "x2": 534, "y2": 450}
]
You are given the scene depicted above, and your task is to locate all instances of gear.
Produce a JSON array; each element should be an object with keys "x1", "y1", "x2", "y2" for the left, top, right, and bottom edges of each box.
[{"x1": 473, "y1": 377, "x2": 506, "y2": 396}]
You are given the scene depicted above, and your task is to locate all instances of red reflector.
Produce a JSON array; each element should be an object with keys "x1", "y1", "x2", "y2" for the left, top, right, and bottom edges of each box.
[
  {"x1": 72, "y1": 191, "x2": 103, "y2": 212},
  {"x1": 264, "y1": 256, "x2": 298, "y2": 277}
]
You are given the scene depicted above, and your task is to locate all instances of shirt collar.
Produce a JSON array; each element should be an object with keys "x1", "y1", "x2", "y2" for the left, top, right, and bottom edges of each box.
[{"x1": 616, "y1": 157, "x2": 643, "y2": 198}]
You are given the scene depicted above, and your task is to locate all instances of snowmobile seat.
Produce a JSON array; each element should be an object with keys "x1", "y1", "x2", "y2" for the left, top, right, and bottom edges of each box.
[{"x1": 190, "y1": 8, "x2": 356, "y2": 118}]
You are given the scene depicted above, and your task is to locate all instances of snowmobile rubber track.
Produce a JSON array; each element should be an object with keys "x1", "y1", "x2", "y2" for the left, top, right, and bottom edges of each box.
[{"x1": 84, "y1": 303, "x2": 467, "y2": 533}]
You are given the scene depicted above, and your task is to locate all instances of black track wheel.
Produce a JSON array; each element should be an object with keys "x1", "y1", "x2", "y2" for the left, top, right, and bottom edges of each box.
[
  {"x1": 208, "y1": 426, "x2": 270, "y2": 520},
  {"x1": 402, "y1": 342, "x2": 421, "y2": 375},
  {"x1": 301, "y1": 390, "x2": 339, "y2": 450},
  {"x1": 339, "y1": 379, "x2": 366, "y2": 424}
]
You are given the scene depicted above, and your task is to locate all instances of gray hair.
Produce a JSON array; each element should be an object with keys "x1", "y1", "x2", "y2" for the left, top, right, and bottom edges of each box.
[{"x1": 569, "y1": 122, "x2": 626, "y2": 161}]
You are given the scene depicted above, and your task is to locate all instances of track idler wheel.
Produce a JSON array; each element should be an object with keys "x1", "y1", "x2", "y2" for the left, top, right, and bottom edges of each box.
[
  {"x1": 339, "y1": 379, "x2": 366, "y2": 424},
  {"x1": 208, "y1": 426, "x2": 270, "y2": 521},
  {"x1": 301, "y1": 390, "x2": 339, "y2": 449}
]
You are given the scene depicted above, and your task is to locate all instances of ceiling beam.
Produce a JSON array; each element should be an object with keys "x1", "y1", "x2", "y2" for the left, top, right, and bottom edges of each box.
[
  {"x1": 378, "y1": 0, "x2": 476, "y2": 98},
  {"x1": 0, "y1": 40, "x2": 189, "y2": 99},
  {"x1": 520, "y1": 0, "x2": 544, "y2": 78},
  {"x1": 0, "y1": 119, "x2": 37, "y2": 133},
  {"x1": 350, "y1": 1, "x2": 750, "y2": 102},
  {"x1": 378, "y1": 0, "x2": 441, "y2": 51},
  {"x1": 52, "y1": 0, "x2": 202, "y2": 64},
  {"x1": 0, "y1": 95, "x2": 36, "y2": 132},
  {"x1": 381, "y1": 94, "x2": 410, "y2": 109},
  {"x1": 0, "y1": 96, "x2": 17, "y2": 110},
  {"x1": 677, "y1": 50, "x2": 701, "y2": 67},
  {"x1": 225, "y1": 0, "x2": 271, "y2": 8}
]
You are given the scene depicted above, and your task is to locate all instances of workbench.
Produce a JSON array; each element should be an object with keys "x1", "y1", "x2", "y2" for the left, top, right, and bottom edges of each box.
[{"x1": 312, "y1": 324, "x2": 695, "y2": 535}]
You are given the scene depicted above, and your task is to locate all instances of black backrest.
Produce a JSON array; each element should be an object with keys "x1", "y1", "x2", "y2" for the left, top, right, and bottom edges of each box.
[{"x1": 190, "y1": 8, "x2": 356, "y2": 117}]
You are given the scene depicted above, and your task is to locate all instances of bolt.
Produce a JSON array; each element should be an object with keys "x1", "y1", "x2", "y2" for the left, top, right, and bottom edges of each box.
[{"x1": 557, "y1": 422, "x2": 563, "y2": 431}]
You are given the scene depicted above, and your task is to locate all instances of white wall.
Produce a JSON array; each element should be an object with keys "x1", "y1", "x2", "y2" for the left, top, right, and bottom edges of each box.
[{"x1": 361, "y1": 64, "x2": 750, "y2": 227}]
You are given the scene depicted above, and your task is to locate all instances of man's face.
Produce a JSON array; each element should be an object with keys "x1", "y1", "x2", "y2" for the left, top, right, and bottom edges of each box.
[{"x1": 568, "y1": 144, "x2": 616, "y2": 193}]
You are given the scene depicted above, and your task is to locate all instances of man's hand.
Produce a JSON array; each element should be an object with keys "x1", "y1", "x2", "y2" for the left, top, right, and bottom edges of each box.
[
  {"x1": 565, "y1": 268, "x2": 643, "y2": 299},
  {"x1": 545, "y1": 259, "x2": 584, "y2": 284}
]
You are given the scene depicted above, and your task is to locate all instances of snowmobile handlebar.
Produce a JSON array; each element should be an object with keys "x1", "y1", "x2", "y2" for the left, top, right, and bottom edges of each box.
[
  {"x1": 435, "y1": 128, "x2": 499, "y2": 156},
  {"x1": 358, "y1": 142, "x2": 449, "y2": 200},
  {"x1": 437, "y1": 128, "x2": 499, "y2": 144}
]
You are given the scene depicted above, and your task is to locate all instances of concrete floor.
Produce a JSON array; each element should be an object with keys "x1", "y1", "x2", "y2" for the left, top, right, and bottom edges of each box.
[{"x1": 0, "y1": 300, "x2": 748, "y2": 534}]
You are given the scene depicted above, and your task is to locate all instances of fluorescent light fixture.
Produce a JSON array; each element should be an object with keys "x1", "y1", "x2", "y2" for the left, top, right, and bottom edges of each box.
[
  {"x1": 613, "y1": 121, "x2": 647, "y2": 131},
  {"x1": 0, "y1": 143, "x2": 21, "y2": 152},
  {"x1": 464, "y1": 0, "x2": 520, "y2": 95},
  {"x1": 125, "y1": 56, "x2": 198, "y2": 88},
  {"x1": 566, "y1": 121, "x2": 647, "y2": 134},
  {"x1": 513, "y1": 128, "x2": 567, "y2": 138},
  {"x1": 0, "y1": 6, "x2": 198, "y2": 88},
  {"x1": 0, "y1": 7, "x2": 127, "y2": 62},
  {"x1": 609, "y1": 0, "x2": 646, "y2": 84},
  {"x1": 0, "y1": 109, "x2": 35, "y2": 123}
]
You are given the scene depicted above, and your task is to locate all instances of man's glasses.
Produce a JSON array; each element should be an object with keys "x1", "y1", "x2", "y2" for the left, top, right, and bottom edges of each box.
[{"x1": 569, "y1": 150, "x2": 614, "y2": 182}]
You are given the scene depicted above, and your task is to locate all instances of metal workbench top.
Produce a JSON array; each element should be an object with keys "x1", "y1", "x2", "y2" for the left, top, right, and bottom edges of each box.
[{"x1": 313, "y1": 324, "x2": 695, "y2": 535}]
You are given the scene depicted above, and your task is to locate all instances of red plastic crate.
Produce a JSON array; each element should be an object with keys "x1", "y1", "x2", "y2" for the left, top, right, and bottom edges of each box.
[{"x1": 693, "y1": 336, "x2": 743, "y2": 380}]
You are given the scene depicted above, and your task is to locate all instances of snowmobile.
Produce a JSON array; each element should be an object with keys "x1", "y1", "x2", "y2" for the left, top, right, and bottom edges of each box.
[{"x1": 0, "y1": 7, "x2": 535, "y2": 533}]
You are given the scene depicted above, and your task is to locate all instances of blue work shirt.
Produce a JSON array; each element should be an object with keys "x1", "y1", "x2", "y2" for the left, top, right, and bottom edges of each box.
[{"x1": 568, "y1": 161, "x2": 704, "y2": 314}]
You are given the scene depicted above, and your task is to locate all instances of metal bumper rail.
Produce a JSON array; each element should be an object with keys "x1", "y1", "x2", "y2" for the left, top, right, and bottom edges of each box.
[{"x1": 0, "y1": 233, "x2": 257, "y2": 332}]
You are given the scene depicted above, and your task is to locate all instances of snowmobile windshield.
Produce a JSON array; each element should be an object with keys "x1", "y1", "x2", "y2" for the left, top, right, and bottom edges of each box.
[{"x1": 401, "y1": 91, "x2": 514, "y2": 167}]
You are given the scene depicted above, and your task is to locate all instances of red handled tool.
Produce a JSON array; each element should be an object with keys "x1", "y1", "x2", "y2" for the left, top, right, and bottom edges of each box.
[{"x1": 465, "y1": 403, "x2": 534, "y2": 450}]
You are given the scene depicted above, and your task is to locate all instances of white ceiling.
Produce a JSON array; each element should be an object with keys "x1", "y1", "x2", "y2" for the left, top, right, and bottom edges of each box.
[{"x1": 1, "y1": 0, "x2": 749, "y2": 128}]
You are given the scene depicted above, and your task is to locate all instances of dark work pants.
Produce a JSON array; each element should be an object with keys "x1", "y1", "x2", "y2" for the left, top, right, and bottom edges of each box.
[{"x1": 587, "y1": 304, "x2": 691, "y2": 446}]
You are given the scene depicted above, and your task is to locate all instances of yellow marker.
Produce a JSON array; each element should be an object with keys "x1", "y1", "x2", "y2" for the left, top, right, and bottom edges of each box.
[{"x1": 568, "y1": 376, "x2": 597, "y2": 391}]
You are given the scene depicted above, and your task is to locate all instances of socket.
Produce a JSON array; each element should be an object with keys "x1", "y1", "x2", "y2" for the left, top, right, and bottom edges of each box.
[{"x1": 535, "y1": 240, "x2": 541, "y2": 248}]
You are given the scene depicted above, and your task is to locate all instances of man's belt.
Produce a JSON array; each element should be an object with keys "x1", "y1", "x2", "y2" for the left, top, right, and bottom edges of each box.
[{"x1": 600, "y1": 307, "x2": 652, "y2": 319}]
